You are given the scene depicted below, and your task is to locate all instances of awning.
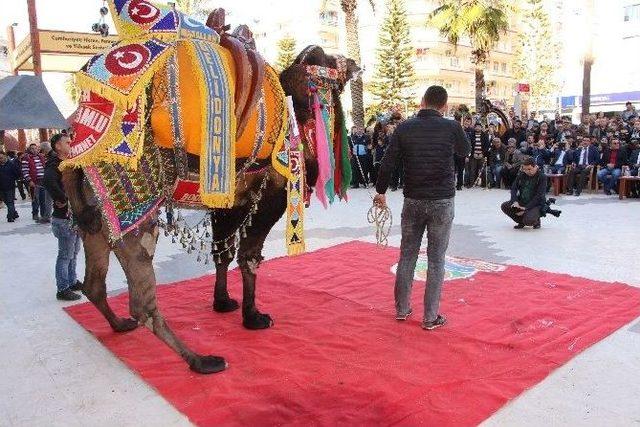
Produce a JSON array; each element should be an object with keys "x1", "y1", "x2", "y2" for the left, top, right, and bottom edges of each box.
[
  {"x1": 1, "y1": 132, "x2": 20, "y2": 151},
  {"x1": 0, "y1": 75, "x2": 69, "y2": 130}
]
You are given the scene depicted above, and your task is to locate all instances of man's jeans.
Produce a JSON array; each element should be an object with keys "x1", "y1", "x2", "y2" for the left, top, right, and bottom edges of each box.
[
  {"x1": 32, "y1": 184, "x2": 51, "y2": 219},
  {"x1": 51, "y1": 218, "x2": 82, "y2": 292},
  {"x1": 1, "y1": 189, "x2": 17, "y2": 220},
  {"x1": 395, "y1": 197, "x2": 454, "y2": 323},
  {"x1": 597, "y1": 167, "x2": 622, "y2": 192},
  {"x1": 489, "y1": 164, "x2": 504, "y2": 187}
]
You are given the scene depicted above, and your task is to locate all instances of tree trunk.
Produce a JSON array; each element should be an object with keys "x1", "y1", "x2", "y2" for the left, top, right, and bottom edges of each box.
[
  {"x1": 475, "y1": 66, "x2": 485, "y2": 115},
  {"x1": 581, "y1": 0, "x2": 595, "y2": 120},
  {"x1": 342, "y1": 1, "x2": 365, "y2": 129},
  {"x1": 581, "y1": 57, "x2": 592, "y2": 118}
]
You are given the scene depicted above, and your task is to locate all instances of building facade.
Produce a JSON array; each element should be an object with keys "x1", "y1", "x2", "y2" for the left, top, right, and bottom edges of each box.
[
  {"x1": 555, "y1": 0, "x2": 640, "y2": 117},
  {"x1": 358, "y1": 0, "x2": 522, "y2": 111}
]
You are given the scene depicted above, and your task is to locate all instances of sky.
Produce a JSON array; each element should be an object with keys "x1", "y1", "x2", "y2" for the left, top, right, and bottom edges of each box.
[{"x1": 0, "y1": 0, "x2": 292, "y2": 115}]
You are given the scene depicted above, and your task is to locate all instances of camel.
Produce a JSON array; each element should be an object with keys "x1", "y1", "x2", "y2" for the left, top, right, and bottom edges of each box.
[{"x1": 62, "y1": 35, "x2": 359, "y2": 374}]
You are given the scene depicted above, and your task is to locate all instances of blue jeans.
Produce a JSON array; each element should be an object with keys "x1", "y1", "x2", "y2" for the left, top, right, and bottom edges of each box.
[
  {"x1": 1, "y1": 189, "x2": 17, "y2": 220},
  {"x1": 490, "y1": 164, "x2": 503, "y2": 187},
  {"x1": 51, "y1": 218, "x2": 82, "y2": 292},
  {"x1": 597, "y1": 167, "x2": 622, "y2": 192},
  {"x1": 32, "y1": 184, "x2": 51, "y2": 219},
  {"x1": 395, "y1": 197, "x2": 454, "y2": 322}
]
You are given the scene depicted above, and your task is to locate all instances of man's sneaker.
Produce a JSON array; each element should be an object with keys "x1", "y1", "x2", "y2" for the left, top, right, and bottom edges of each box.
[
  {"x1": 513, "y1": 223, "x2": 525, "y2": 229},
  {"x1": 69, "y1": 281, "x2": 84, "y2": 292},
  {"x1": 33, "y1": 214, "x2": 39, "y2": 221},
  {"x1": 8, "y1": 218, "x2": 14, "y2": 223},
  {"x1": 395, "y1": 309, "x2": 412, "y2": 321},
  {"x1": 56, "y1": 289, "x2": 81, "y2": 301},
  {"x1": 422, "y1": 315, "x2": 447, "y2": 330},
  {"x1": 533, "y1": 222, "x2": 541, "y2": 229}
]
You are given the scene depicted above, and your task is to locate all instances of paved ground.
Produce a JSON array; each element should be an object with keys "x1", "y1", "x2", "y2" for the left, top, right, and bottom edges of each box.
[{"x1": 1, "y1": 187, "x2": 639, "y2": 426}]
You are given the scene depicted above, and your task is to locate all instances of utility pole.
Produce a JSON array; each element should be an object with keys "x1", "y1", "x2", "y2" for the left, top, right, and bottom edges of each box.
[
  {"x1": 581, "y1": 0, "x2": 595, "y2": 121},
  {"x1": 26, "y1": 0, "x2": 49, "y2": 142},
  {"x1": 6, "y1": 24, "x2": 28, "y2": 151}
]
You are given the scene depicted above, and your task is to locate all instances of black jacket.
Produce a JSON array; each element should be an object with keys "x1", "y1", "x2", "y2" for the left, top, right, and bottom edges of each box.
[
  {"x1": 488, "y1": 145, "x2": 507, "y2": 166},
  {"x1": 510, "y1": 170, "x2": 547, "y2": 210},
  {"x1": 504, "y1": 128, "x2": 527, "y2": 144},
  {"x1": 376, "y1": 109, "x2": 470, "y2": 200},
  {"x1": 0, "y1": 159, "x2": 21, "y2": 192},
  {"x1": 600, "y1": 148, "x2": 627, "y2": 168},
  {"x1": 43, "y1": 153, "x2": 70, "y2": 219}
]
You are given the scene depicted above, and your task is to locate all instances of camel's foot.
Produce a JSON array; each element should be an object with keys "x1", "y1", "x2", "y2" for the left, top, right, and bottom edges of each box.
[
  {"x1": 213, "y1": 298, "x2": 239, "y2": 313},
  {"x1": 189, "y1": 355, "x2": 227, "y2": 374},
  {"x1": 111, "y1": 317, "x2": 139, "y2": 333},
  {"x1": 243, "y1": 311, "x2": 273, "y2": 330}
]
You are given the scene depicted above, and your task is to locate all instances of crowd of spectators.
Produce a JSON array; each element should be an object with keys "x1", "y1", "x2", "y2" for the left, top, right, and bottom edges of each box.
[{"x1": 350, "y1": 101, "x2": 640, "y2": 198}]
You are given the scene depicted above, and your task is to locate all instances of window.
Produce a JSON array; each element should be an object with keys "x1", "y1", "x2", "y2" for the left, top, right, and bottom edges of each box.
[
  {"x1": 493, "y1": 62, "x2": 499, "y2": 72},
  {"x1": 501, "y1": 62, "x2": 507, "y2": 73},
  {"x1": 416, "y1": 48, "x2": 429, "y2": 59},
  {"x1": 624, "y1": 4, "x2": 640, "y2": 22},
  {"x1": 319, "y1": 10, "x2": 338, "y2": 26},
  {"x1": 449, "y1": 56, "x2": 460, "y2": 67}
]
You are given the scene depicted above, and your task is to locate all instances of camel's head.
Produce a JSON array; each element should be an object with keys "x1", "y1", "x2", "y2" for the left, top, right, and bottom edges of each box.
[{"x1": 280, "y1": 45, "x2": 358, "y2": 199}]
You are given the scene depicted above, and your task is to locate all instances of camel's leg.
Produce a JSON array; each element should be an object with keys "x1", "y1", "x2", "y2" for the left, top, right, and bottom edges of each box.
[
  {"x1": 210, "y1": 209, "x2": 243, "y2": 313},
  {"x1": 237, "y1": 187, "x2": 287, "y2": 330},
  {"x1": 61, "y1": 168, "x2": 137, "y2": 332},
  {"x1": 114, "y1": 217, "x2": 226, "y2": 374},
  {"x1": 81, "y1": 231, "x2": 138, "y2": 333}
]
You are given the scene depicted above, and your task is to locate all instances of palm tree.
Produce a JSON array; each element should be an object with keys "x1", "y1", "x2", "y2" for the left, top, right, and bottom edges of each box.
[
  {"x1": 340, "y1": 0, "x2": 375, "y2": 129},
  {"x1": 428, "y1": 0, "x2": 509, "y2": 113}
]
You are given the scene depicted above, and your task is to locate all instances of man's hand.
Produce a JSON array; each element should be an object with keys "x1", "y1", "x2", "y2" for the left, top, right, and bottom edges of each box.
[
  {"x1": 607, "y1": 163, "x2": 614, "y2": 169},
  {"x1": 465, "y1": 157, "x2": 470, "y2": 163},
  {"x1": 511, "y1": 201, "x2": 523, "y2": 210},
  {"x1": 515, "y1": 210, "x2": 525, "y2": 216},
  {"x1": 373, "y1": 193, "x2": 386, "y2": 208},
  {"x1": 29, "y1": 181, "x2": 35, "y2": 189}
]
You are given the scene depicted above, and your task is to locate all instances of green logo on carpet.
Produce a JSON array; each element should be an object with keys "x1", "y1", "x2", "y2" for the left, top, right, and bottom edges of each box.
[{"x1": 391, "y1": 252, "x2": 506, "y2": 281}]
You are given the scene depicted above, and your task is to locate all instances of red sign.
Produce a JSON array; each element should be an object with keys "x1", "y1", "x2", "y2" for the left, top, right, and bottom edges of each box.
[
  {"x1": 70, "y1": 91, "x2": 116, "y2": 159},
  {"x1": 172, "y1": 179, "x2": 202, "y2": 207},
  {"x1": 517, "y1": 83, "x2": 530, "y2": 93}
]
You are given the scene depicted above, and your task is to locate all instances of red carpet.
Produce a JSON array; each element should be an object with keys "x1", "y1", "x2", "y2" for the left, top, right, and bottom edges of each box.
[{"x1": 65, "y1": 241, "x2": 640, "y2": 426}]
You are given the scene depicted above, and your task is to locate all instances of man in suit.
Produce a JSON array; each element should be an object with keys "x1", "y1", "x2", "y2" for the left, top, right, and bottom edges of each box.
[
  {"x1": 465, "y1": 122, "x2": 490, "y2": 188},
  {"x1": 566, "y1": 136, "x2": 599, "y2": 196},
  {"x1": 487, "y1": 137, "x2": 506, "y2": 188},
  {"x1": 597, "y1": 137, "x2": 626, "y2": 195},
  {"x1": 549, "y1": 139, "x2": 573, "y2": 174}
]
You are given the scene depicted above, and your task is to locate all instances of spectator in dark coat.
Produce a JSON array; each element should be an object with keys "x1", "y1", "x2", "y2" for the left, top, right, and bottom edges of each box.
[
  {"x1": 0, "y1": 151, "x2": 21, "y2": 222},
  {"x1": 501, "y1": 156, "x2": 547, "y2": 229}
]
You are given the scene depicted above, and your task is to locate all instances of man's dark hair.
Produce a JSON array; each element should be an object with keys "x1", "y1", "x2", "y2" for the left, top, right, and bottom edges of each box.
[
  {"x1": 423, "y1": 85, "x2": 448, "y2": 109},
  {"x1": 515, "y1": 119, "x2": 522, "y2": 124},
  {"x1": 521, "y1": 156, "x2": 535, "y2": 166},
  {"x1": 50, "y1": 133, "x2": 67, "y2": 153}
]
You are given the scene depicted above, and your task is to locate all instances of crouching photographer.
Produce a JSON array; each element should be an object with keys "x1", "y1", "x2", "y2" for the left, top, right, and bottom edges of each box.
[{"x1": 501, "y1": 156, "x2": 553, "y2": 230}]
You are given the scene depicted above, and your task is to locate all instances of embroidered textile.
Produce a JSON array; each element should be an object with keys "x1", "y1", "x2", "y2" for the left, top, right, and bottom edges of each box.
[
  {"x1": 84, "y1": 139, "x2": 164, "y2": 243},
  {"x1": 76, "y1": 38, "x2": 174, "y2": 109},
  {"x1": 107, "y1": 0, "x2": 219, "y2": 44},
  {"x1": 187, "y1": 40, "x2": 236, "y2": 208}
]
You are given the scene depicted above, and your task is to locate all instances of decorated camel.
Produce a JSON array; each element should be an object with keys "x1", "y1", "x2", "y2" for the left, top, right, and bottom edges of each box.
[{"x1": 62, "y1": 1, "x2": 358, "y2": 374}]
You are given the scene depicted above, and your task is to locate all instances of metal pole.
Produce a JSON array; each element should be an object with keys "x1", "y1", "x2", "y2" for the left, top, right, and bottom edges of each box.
[
  {"x1": 6, "y1": 24, "x2": 28, "y2": 151},
  {"x1": 26, "y1": 0, "x2": 48, "y2": 142}
]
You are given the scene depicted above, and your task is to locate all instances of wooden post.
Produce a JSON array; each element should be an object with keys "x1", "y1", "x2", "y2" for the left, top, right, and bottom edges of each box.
[
  {"x1": 6, "y1": 24, "x2": 28, "y2": 152},
  {"x1": 26, "y1": 0, "x2": 49, "y2": 142}
]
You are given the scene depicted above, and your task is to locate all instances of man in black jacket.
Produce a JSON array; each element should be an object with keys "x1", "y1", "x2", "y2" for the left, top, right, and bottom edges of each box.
[
  {"x1": 0, "y1": 151, "x2": 21, "y2": 222},
  {"x1": 501, "y1": 156, "x2": 547, "y2": 229},
  {"x1": 43, "y1": 134, "x2": 83, "y2": 301},
  {"x1": 374, "y1": 86, "x2": 470, "y2": 330}
]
